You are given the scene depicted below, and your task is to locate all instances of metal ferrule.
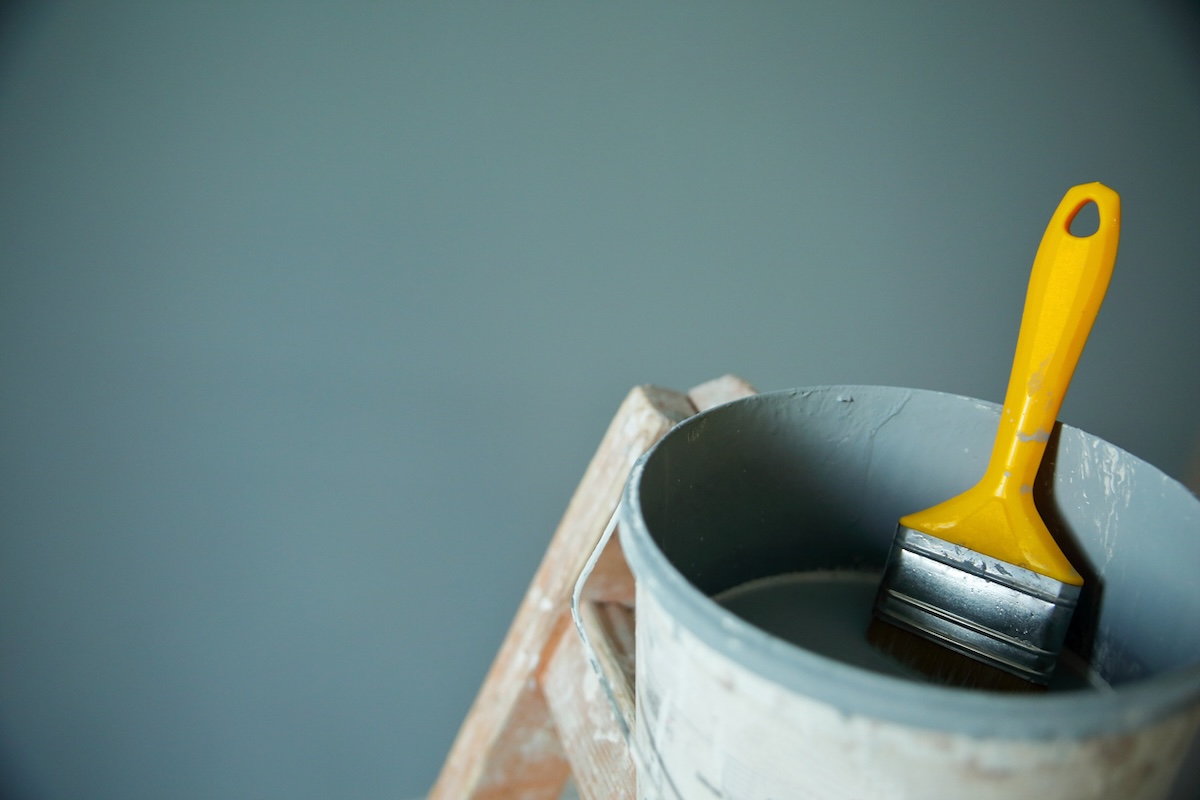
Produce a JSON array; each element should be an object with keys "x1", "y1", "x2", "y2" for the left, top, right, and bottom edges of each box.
[{"x1": 874, "y1": 526, "x2": 1082, "y2": 683}]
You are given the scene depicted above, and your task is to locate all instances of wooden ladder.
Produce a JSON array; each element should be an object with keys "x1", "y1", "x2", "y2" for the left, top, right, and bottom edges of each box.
[{"x1": 429, "y1": 375, "x2": 756, "y2": 800}]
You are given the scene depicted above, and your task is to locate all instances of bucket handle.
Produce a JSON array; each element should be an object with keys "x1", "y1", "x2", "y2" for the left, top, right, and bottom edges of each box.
[{"x1": 571, "y1": 501, "x2": 634, "y2": 743}]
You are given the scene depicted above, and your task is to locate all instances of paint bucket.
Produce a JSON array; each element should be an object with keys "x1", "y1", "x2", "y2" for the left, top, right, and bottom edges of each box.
[{"x1": 616, "y1": 386, "x2": 1200, "y2": 799}]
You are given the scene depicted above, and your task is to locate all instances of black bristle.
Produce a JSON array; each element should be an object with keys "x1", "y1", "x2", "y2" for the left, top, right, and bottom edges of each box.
[{"x1": 866, "y1": 618, "x2": 1047, "y2": 694}]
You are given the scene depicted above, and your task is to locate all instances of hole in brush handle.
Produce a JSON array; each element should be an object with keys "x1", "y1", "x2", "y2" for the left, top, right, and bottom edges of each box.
[{"x1": 1067, "y1": 200, "x2": 1100, "y2": 237}]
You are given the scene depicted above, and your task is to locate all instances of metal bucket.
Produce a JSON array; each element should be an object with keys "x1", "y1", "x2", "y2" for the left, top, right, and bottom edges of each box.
[{"x1": 617, "y1": 386, "x2": 1200, "y2": 799}]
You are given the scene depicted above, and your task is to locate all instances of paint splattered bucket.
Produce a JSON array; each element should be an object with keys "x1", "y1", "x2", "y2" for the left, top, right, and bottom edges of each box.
[{"x1": 617, "y1": 386, "x2": 1200, "y2": 799}]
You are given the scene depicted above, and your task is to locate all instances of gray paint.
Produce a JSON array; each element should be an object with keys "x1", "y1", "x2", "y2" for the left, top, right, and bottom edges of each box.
[
  {"x1": 620, "y1": 386, "x2": 1200, "y2": 770},
  {"x1": 712, "y1": 571, "x2": 1105, "y2": 690},
  {"x1": 1, "y1": 2, "x2": 1199, "y2": 798}
]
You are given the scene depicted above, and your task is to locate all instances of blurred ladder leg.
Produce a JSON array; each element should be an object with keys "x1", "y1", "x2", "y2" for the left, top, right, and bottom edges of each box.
[{"x1": 428, "y1": 375, "x2": 755, "y2": 800}]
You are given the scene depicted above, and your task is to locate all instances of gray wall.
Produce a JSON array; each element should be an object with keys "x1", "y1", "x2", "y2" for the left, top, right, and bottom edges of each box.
[{"x1": 1, "y1": 2, "x2": 1198, "y2": 798}]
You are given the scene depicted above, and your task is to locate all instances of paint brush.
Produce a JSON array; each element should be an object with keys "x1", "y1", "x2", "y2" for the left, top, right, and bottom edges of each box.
[{"x1": 868, "y1": 183, "x2": 1121, "y2": 691}]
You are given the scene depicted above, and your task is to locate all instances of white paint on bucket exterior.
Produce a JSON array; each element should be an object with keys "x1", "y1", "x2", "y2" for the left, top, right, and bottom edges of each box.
[
  {"x1": 615, "y1": 387, "x2": 1200, "y2": 800},
  {"x1": 633, "y1": 582, "x2": 1200, "y2": 800}
]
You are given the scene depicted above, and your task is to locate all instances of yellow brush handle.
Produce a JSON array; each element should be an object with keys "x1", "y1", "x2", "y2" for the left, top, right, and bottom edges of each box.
[{"x1": 902, "y1": 183, "x2": 1120, "y2": 584}]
